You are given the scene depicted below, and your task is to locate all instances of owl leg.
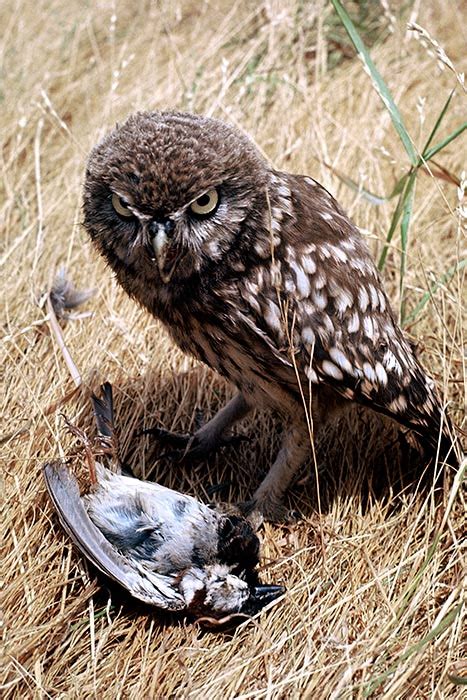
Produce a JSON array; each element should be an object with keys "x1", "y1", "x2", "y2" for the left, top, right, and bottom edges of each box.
[
  {"x1": 243, "y1": 387, "x2": 346, "y2": 521},
  {"x1": 246, "y1": 420, "x2": 311, "y2": 522},
  {"x1": 143, "y1": 393, "x2": 252, "y2": 460},
  {"x1": 189, "y1": 392, "x2": 252, "y2": 455}
]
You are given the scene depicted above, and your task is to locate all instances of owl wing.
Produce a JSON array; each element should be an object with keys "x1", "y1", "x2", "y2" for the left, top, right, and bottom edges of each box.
[
  {"x1": 43, "y1": 462, "x2": 186, "y2": 610},
  {"x1": 251, "y1": 173, "x2": 456, "y2": 460}
]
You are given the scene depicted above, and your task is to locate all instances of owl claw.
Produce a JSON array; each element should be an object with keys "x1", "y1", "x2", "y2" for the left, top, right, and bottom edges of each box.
[{"x1": 138, "y1": 426, "x2": 249, "y2": 462}]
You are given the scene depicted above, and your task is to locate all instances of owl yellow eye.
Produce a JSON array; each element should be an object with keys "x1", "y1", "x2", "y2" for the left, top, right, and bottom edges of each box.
[
  {"x1": 112, "y1": 193, "x2": 134, "y2": 218},
  {"x1": 189, "y1": 188, "x2": 219, "y2": 217}
]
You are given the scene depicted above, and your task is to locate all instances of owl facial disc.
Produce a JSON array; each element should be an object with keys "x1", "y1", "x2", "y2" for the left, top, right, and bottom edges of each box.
[{"x1": 150, "y1": 220, "x2": 179, "y2": 283}]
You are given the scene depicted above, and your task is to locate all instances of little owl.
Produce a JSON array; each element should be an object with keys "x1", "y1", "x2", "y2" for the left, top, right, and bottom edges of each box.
[{"x1": 83, "y1": 111, "x2": 459, "y2": 521}]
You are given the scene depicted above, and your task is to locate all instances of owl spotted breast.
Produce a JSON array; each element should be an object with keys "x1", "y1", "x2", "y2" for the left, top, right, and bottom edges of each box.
[{"x1": 83, "y1": 110, "x2": 460, "y2": 521}]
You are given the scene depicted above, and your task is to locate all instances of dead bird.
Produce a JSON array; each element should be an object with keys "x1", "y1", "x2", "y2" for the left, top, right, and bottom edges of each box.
[{"x1": 43, "y1": 383, "x2": 284, "y2": 621}]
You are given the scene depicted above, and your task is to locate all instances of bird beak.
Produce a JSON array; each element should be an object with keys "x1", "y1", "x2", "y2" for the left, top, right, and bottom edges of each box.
[
  {"x1": 150, "y1": 219, "x2": 179, "y2": 283},
  {"x1": 243, "y1": 584, "x2": 285, "y2": 613}
]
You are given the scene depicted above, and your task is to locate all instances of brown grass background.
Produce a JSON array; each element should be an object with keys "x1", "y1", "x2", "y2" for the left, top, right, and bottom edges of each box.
[{"x1": 2, "y1": 1, "x2": 466, "y2": 697}]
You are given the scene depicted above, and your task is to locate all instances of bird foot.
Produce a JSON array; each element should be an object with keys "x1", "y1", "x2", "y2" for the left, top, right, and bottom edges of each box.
[{"x1": 138, "y1": 425, "x2": 249, "y2": 462}]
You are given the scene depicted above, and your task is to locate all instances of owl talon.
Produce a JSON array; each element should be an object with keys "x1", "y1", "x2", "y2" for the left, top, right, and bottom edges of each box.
[
  {"x1": 139, "y1": 425, "x2": 249, "y2": 462},
  {"x1": 138, "y1": 426, "x2": 192, "y2": 448}
]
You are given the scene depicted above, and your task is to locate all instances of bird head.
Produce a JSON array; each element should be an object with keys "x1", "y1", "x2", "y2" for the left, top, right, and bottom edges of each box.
[{"x1": 179, "y1": 563, "x2": 284, "y2": 619}]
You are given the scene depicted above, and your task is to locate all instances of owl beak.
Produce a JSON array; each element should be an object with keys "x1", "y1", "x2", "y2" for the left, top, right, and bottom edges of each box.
[{"x1": 150, "y1": 219, "x2": 179, "y2": 283}]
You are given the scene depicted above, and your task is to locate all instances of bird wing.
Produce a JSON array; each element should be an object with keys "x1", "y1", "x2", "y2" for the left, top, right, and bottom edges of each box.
[{"x1": 43, "y1": 462, "x2": 186, "y2": 610}]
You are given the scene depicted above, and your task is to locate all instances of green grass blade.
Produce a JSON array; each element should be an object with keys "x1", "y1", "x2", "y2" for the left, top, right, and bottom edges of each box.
[
  {"x1": 423, "y1": 119, "x2": 467, "y2": 161},
  {"x1": 331, "y1": 170, "x2": 387, "y2": 205},
  {"x1": 399, "y1": 173, "x2": 416, "y2": 322},
  {"x1": 421, "y1": 89, "x2": 456, "y2": 156},
  {"x1": 377, "y1": 180, "x2": 410, "y2": 270},
  {"x1": 319, "y1": 162, "x2": 409, "y2": 205},
  {"x1": 404, "y1": 258, "x2": 467, "y2": 326},
  {"x1": 330, "y1": 0, "x2": 418, "y2": 165},
  {"x1": 363, "y1": 602, "x2": 463, "y2": 697}
]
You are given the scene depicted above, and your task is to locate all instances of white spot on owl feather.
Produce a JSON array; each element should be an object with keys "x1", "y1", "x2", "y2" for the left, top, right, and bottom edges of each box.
[
  {"x1": 319, "y1": 244, "x2": 332, "y2": 259},
  {"x1": 302, "y1": 326, "x2": 315, "y2": 344},
  {"x1": 329, "y1": 347, "x2": 354, "y2": 374},
  {"x1": 270, "y1": 260, "x2": 282, "y2": 287},
  {"x1": 425, "y1": 376, "x2": 435, "y2": 390},
  {"x1": 320, "y1": 212, "x2": 333, "y2": 222},
  {"x1": 305, "y1": 365, "x2": 319, "y2": 383},
  {"x1": 277, "y1": 184, "x2": 291, "y2": 198},
  {"x1": 271, "y1": 206, "x2": 283, "y2": 221},
  {"x1": 383, "y1": 349, "x2": 403, "y2": 376},
  {"x1": 312, "y1": 290, "x2": 327, "y2": 310},
  {"x1": 285, "y1": 245, "x2": 295, "y2": 262},
  {"x1": 244, "y1": 279, "x2": 259, "y2": 297},
  {"x1": 347, "y1": 311, "x2": 360, "y2": 333},
  {"x1": 363, "y1": 316, "x2": 375, "y2": 339},
  {"x1": 301, "y1": 255, "x2": 316, "y2": 274},
  {"x1": 351, "y1": 259, "x2": 370, "y2": 275},
  {"x1": 329, "y1": 245, "x2": 348, "y2": 263},
  {"x1": 314, "y1": 272, "x2": 327, "y2": 289},
  {"x1": 341, "y1": 239, "x2": 356, "y2": 251},
  {"x1": 305, "y1": 177, "x2": 317, "y2": 187},
  {"x1": 363, "y1": 362, "x2": 377, "y2": 383},
  {"x1": 291, "y1": 262, "x2": 310, "y2": 298},
  {"x1": 264, "y1": 299, "x2": 282, "y2": 333},
  {"x1": 322, "y1": 360, "x2": 344, "y2": 380},
  {"x1": 335, "y1": 289, "x2": 353, "y2": 315},
  {"x1": 368, "y1": 284, "x2": 379, "y2": 309},
  {"x1": 377, "y1": 290, "x2": 386, "y2": 312},
  {"x1": 374, "y1": 362, "x2": 388, "y2": 386},
  {"x1": 358, "y1": 288, "x2": 370, "y2": 312},
  {"x1": 254, "y1": 241, "x2": 269, "y2": 258},
  {"x1": 206, "y1": 239, "x2": 220, "y2": 257}
]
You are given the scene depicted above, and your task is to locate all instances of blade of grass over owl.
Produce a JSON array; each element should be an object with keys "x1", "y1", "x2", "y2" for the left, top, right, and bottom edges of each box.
[
  {"x1": 330, "y1": 0, "x2": 417, "y2": 166},
  {"x1": 324, "y1": 89, "x2": 462, "y2": 208},
  {"x1": 331, "y1": 0, "x2": 466, "y2": 325},
  {"x1": 377, "y1": 92, "x2": 466, "y2": 272},
  {"x1": 398, "y1": 173, "x2": 416, "y2": 322}
]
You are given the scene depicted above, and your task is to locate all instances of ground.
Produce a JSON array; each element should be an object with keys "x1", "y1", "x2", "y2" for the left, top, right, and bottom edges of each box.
[{"x1": 2, "y1": 1, "x2": 466, "y2": 697}]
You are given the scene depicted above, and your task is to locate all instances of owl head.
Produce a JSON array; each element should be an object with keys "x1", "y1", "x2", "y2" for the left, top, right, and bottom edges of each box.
[{"x1": 83, "y1": 111, "x2": 270, "y2": 286}]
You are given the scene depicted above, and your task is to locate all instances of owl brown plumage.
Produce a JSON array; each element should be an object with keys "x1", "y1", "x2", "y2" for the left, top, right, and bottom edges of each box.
[{"x1": 83, "y1": 110, "x2": 460, "y2": 520}]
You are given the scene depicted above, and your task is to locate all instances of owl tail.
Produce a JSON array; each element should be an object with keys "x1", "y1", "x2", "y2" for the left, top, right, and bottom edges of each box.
[
  {"x1": 406, "y1": 389, "x2": 462, "y2": 472},
  {"x1": 372, "y1": 358, "x2": 462, "y2": 472}
]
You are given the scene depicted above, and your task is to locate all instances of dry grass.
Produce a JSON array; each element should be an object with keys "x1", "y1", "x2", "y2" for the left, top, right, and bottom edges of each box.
[{"x1": 2, "y1": 1, "x2": 466, "y2": 697}]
